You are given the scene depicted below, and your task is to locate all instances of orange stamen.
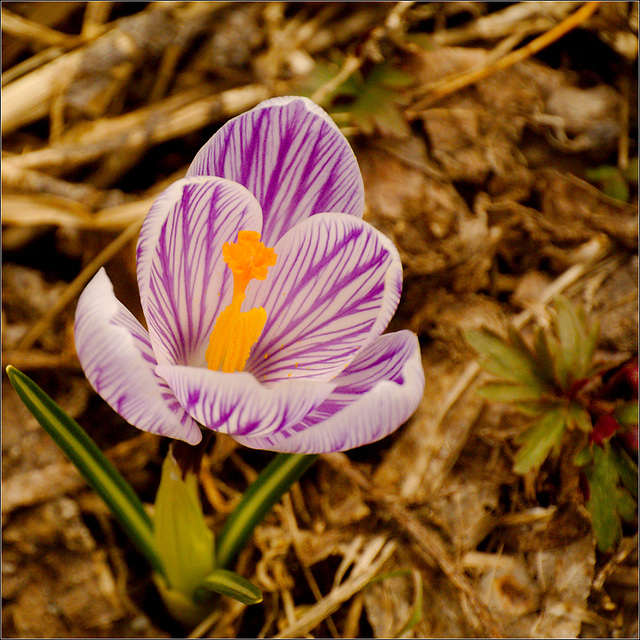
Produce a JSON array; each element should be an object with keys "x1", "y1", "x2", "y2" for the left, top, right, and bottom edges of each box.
[{"x1": 206, "y1": 231, "x2": 277, "y2": 373}]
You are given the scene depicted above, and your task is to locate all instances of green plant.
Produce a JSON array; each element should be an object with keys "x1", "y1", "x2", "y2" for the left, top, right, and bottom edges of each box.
[{"x1": 466, "y1": 297, "x2": 638, "y2": 551}]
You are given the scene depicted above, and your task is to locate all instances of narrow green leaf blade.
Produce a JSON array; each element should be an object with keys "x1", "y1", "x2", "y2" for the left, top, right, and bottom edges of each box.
[
  {"x1": 194, "y1": 569, "x2": 262, "y2": 605},
  {"x1": 553, "y1": 297, "x2": 591, "y2": 382},
  {"x1": 513, "y1": 408, "x2": 567, "y2": 474},
  {"x1": 477, "y1": 382, "x2": 545, "y2": 403},
  {"x1": 533, "y1": 326, "x2": 559, "y2": 386},
  {"x1": 6, "y1": 365, "x2": 163, "y2": 575}
]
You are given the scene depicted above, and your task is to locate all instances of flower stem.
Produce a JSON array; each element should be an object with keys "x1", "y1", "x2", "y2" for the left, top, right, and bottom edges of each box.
[{"x1": 215, "y1": 453, "x2": 318, "y2": 569}]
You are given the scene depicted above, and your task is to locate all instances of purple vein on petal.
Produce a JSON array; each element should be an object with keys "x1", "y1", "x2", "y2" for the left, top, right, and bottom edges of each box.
[
  {"x1": 245, "y1": 214, "x2": 398, "y2": 382},
  {"x1": 186, "y1": 97, "x2": 364, "y2": 246},
  {"x1": 75, "y1": 269, "x2": 201, "y2": 444},
  {"x1": 141, "y1": 177, "x2": 262, "y2": 367}
]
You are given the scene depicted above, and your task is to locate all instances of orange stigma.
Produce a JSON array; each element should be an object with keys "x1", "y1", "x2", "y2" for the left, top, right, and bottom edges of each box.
[{"x1": 206, "y1": 231, "x2": 277, "y2": 373}]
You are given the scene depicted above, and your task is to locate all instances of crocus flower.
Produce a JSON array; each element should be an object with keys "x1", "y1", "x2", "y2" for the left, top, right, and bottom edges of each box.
[{"x1": 74, "y1": 97, "x2": 424, "y2": 453}]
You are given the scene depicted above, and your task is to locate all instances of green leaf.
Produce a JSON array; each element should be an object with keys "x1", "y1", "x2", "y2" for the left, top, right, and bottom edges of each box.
[
  {"x1": 153, "y1": 451, "x2": 214, "y2": 596},
  {"x1": 5, "y1": 365, "x2": 162, "y2": 575},
  {"x1": 514, "y1": 401, "x2": 555, "y2": 417},
  {"x1": 586, "y1": 470, "x2": 622, "y2": 552},
  {"x1": 614, "y1": 401, "x2": 639, "y2": 428},
  {"x1": 477, "y1": 381, "x2": 544, "y2": 403},
  {"x1": 585, "y1": 165, "x2": 631, "y2": 202},
  {"x1": 584, "y1": 318, "x2": 601, "y2": 374},
  {"x1": 566, "y1": 402, "x2": 592, "y2": 432},
  {"x1": 584, "y1": 444, "x2": 637, "y2": 551},
  {"x1": 553, "y1": 297, "x2": 585, "y2": 384},
  {"x1": 194, "y1": 569, "x2": 262, "y2": 606},
  {"x1": 610, "y1": 443, "x2": 638, "y2": 500},
  {"x1": 602, "y1": 173, "x2": 630, "y2": 202},
  {"x1": 349, "y1": 63, "x2": 413, "y2": 137},
  {"x1": 574, "y1": 445, "x2": 593, "y2": 467},
  {"x1": 532, "y1": 326, "x2": 558, "y2": 387},
  {"x1": 585, "y1": 165, "x2": 621, "y2": 181},
  {"x1": 614, "y1": 488, "x2": 637, "y2": 522},
  {"x1": 513, "y1": 408, "x2": 567, "y2": 474},
  {"x1": 465, "y1": 328, "x2": 548, "y2": 389},
  {"x1": 622, "y1": 157, "x2": 639, "y2": 184}
]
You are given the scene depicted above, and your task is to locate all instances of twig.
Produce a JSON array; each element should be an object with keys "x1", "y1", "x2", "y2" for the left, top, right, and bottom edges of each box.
[
  {"x1": 429, "y1": 1, "x2": 582, "y2": 47},
  {"x1": 16, "y1": 219, "x2": 143, "y2": 351},
  {"x1": 410, "y1": 2, "x2": 601, "y2": 111},
  {"x1": 2, "y1": 349, "x2": 80, "y2": 371},
  {"x1": 274, "y1": 538, "x2": 398, "y2": 639},
  {"x1": 3, "y1": 84, "x2": 270, "y2": 174},
  {"x1": 280, "y1": 494, "x2": 340, "y2": 638},
  {"x1": 1, "y1": 8, "x2": 81, "y2": 48},
  {"x1": 81, "y1": 2, "x2": 113, "y2": 40},
  {"x1": 322, "y1": 454, "x2": 505, "y2": 638},
  {"x1": 311, "y1": 55, "x2": 363, "y2": 107},
  {"x1": 593, "y1": 534, "x2": 638, "y2": 591},
  {"x1": 2, "y1": 162, "x2": 124, "y2": 209},
  {"x1": 1, "y1": 46, "x2": 63, "y2": 86}
]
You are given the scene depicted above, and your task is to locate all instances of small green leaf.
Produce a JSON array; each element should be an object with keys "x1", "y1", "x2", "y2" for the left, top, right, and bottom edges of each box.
[
  {"x1": 610, "y1": 443, "x2": 638, "y2": 499},
  {"x1": 477, "y1": 381, "x2": 544, "y2": 402},
  {"x1": 614, "y1": 401, "x2": 639, "y2": 428},
  {"x1": 465, "y1": 328, "x2": 548, "y2": 389},
  {"x1": 154, "y1": 451, "x2": 214, "y2": 596},
  {"x1": 349, "y1": 63, "x2": 413, "y2": 137},
  {"x1": 194, "y1": 569, "x2": 262, "y2": 605},
  {"x1": 586, "y1": 471, "x2": 622, "y2": 552},
  {"x1": 553, "y1": 297, "x2": 584, "y2": 384},
  {"x1": 623, "y1": 157, "x2": 638, "y2": 184},
  {"x1": 574, "y1": 445, "x2": 593, "y2": 467},
  {"x1": 584, "y1": 444, "x2": 637, "y2": 551},
  {"x1": 603, "y1": 173, "x2": 630, "y2": 202},
  {"x1": 585, "y1": 165, "x2": 631, "y2": 202},
  {"x1": 584, "y1": 318, "x2": 601, "y2": 373},
  {"x1": 566, "y1": 402, "x2": 592, "y2": 432},
  {"x1": 513, "y1": 408, "x2": 567, "y2": 474},
  {"x1": 6, "y1": 365, "x2": 162, "y2": 575},
  {"x1": 514, "y1": 401, "x2": 554, "y2": 417},
  {"x1": 585, "y1": 165, "x2": 621, "y2": 181},
  {"x1": 532, "y1": 326, "x2": 558, "y2": 386},
  {"x1": 614, "y1": 488, "x2": 637, "y2": 522}
]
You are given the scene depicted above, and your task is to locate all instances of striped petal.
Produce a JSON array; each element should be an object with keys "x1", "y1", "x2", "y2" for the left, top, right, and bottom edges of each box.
[
  {"x1": 156, "y1": 365, "x2": 335, "y2": 438},
  {"x1": 74, "y1": 269, "x2": 202, "y2": 445},
  {"x1": 137, "y1": 176, "x2": 263, "y2": 368},
  {"x1": 234, "y1": 331, "x2": 424, "y2": 453},
  {"x1": 244, "y1": 213, "x2": 403, "y2": 383},
  {"x1": 186, "y1": 96, "x2": 364, "y2": 246}
]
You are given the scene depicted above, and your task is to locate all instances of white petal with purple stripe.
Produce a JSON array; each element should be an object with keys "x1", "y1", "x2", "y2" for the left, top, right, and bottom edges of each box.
[
  {"x1": 244, "y1": 213, "x2": 403, "y2": 383},
  {"x1": 156, "y1": 365, "x2": 335, "y2": 438},
  {"x1": 138, "y1": 177, "x2": 263, "y2": 368},
  {"x1": 234, "y1": 331, "x2": 424, "y2": 453},
  {"x1": 186, "y1": 96, "x2": 364, "y2": 246},
  {"x1": 74, "y1": 268, "x2": 202, "y2": 444}
]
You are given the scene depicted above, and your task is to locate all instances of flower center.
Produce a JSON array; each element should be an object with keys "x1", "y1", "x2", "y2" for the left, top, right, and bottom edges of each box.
[{"x1": 206, "y1": 230, "x2": 277, "y2": 373}]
